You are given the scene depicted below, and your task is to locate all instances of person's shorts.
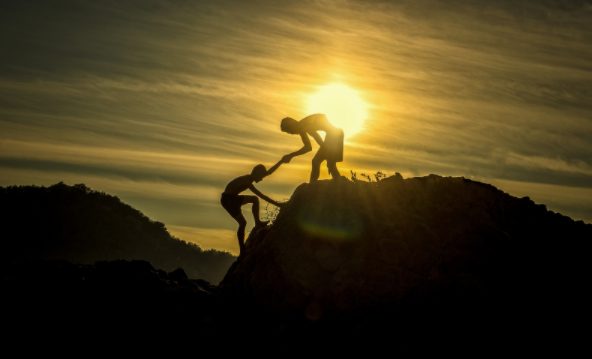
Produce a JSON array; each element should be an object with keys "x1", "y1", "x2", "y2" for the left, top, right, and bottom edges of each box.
[
  {"x1": 221, "y1": 193, "x2": 244, "y2": 218},
  {"x1": 321, "y1": 128, "x2": 344, "y2": 162}
]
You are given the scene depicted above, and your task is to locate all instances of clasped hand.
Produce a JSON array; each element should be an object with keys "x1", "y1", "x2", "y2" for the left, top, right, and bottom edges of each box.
[{"x1": 281, "y1": 154, "x2": 292, "y2": 163}]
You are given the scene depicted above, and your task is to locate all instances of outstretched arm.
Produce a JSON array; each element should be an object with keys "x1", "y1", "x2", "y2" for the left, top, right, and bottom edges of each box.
[
  {"x1": 265, "y1": 159, "x2": 283, "y2": 177},
  {"x1": 249, "y1": 185, "x2": 282, "y2": 207},
  {"x1": 283, "y1": 132, "x2": 312, "y2": 163},
  {"x1": 308, "y1": 130, "x2": 324, "y2": 147},
  {"x1": 302, "y1": 114, "x2": 327, "y2": 146}
]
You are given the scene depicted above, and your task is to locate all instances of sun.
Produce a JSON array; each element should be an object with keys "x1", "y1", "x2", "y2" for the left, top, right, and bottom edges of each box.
[{"x1": 306, "y1": 82, "x2": 368, "y2": 137}]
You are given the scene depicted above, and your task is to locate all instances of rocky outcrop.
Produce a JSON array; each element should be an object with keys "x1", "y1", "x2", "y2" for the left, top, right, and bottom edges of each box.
[{"x1": 221, "y1": 175, "x2": 592, "y2": 325}]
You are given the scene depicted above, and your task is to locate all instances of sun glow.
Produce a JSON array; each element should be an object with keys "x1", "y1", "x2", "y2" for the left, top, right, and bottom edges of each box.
[{"x1": 306, "y1": 82, "x2": 368, "y2": 137}]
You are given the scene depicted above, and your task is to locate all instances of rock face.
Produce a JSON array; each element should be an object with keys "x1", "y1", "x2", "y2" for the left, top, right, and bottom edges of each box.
[{"x1": 221, "y1": 175, "x2": 592, "y2": 323}]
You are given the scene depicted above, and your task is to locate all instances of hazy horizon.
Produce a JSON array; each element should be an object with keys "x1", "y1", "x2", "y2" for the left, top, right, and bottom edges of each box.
[{"x1": 1, "y1": 0, "x2": 591, "y2": 254}]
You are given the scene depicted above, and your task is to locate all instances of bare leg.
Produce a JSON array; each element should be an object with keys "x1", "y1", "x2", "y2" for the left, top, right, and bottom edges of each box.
[
  {"x1": 327, "y1": 160, "x2": 341, "y2": 180},
  {"x1": 233, "y1": 215, "x2": 247, "y2": 255},
  {"x1": 243, "y1": 196, "x2": 268, "y2": 227},
  {"x1": 310, "y1": 151, "x2": 323, "y2": 182}
]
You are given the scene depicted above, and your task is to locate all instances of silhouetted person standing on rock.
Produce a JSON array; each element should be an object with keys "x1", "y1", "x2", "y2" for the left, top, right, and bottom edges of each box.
[
  {"x1": 222, "y1": 162, "x2": 283, "y2": 255},
  {"x1": 280, "y1": 113, "x2": 344, "y2": 182}
]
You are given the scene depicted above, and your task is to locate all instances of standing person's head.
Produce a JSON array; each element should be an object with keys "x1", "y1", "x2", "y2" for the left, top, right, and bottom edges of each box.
[
  {"x1": 280, "y1": 117, "x2": 299, "y2": 134},
  {"x1": 251, "y1": 164, "x2": 267, "y2": 182}
]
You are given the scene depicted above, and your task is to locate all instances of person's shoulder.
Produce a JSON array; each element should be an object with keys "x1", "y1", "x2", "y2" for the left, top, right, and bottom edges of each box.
[
  {"x1": 301, "y1": 113, "x2": 326, "y2": 128},
  {"x1": 225, "y1": 174, "x2": 253, "y2": 194},
  {"x1": 303, "y1": 113, "x2": 326, "y2": 121},
  {"x1": 239, "y1": 174, "x2": 253, "y2": 182},
  {"x1": 229, "y1": 174, "x2": 252, "y2": 184}
]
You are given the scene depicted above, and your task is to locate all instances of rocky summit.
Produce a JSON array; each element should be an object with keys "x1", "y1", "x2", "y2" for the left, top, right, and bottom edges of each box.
[{"x1": 222, "y1": 175, "x2": 592, "y2": 329}]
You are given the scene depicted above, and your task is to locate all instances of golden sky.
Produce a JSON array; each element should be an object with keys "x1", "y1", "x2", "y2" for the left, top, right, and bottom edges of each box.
[{"x1": 1, "y1": 0, "x2": 591, "y2": 254}]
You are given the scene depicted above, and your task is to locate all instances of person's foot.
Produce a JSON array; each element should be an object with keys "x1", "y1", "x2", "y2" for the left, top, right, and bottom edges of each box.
[{"x1": 255, "y1": 220, "x2": 269, "y2": 228}]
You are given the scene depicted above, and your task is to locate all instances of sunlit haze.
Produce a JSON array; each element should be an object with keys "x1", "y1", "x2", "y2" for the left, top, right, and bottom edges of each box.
[{"x1": 306, "y1": 82, "x2": 368, "y2": 137}]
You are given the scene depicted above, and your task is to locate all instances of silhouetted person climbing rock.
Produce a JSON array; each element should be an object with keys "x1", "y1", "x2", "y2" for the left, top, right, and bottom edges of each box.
[
  {"x1": 221, "y1": 162, "x2": 283, "y2": 255},
  {"x1": 280, "y1": 113, "x2": 344, "y2": 182}
]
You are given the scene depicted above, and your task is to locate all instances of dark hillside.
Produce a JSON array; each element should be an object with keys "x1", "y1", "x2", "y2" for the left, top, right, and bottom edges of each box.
[
  {"x1": 222, "y1": 175, "x2": 592, "y2": 336},
  {"x1": 0, "y1": 182, "x2": 234, "y2": 283}
]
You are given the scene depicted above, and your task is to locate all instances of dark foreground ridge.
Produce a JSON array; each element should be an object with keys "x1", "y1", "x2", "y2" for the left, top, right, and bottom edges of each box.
[
  {"x1": 222, "y1": 175, "x2": 591, "y2": 318},
  {"x1": 0, "y1": 182, "x2": 234, "y2": 283},
  {"x1": 219, "y1": 175, "x2": 592, "y2": 347},
  {"x1": 3, "y1": 175, "x2": 591, "y2": 349}
]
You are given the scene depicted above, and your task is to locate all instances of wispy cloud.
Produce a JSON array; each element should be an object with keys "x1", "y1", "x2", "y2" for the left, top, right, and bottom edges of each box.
[{"x1": 1, "y1": 0, "x2": 591, "y2": 252}]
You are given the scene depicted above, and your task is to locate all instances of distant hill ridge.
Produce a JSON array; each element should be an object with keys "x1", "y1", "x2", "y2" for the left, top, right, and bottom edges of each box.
[{"x1": 0, "y1": 182, "x2": 234, "y2": 283}]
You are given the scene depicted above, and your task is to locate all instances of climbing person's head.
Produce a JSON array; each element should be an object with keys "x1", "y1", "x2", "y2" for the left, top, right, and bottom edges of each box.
[
  {"x1": 251, "y1": 164, "x2": 267, "y2": 182},
  {"x1": 280, "y1": 117, "x2": 299, "y2": 134}
]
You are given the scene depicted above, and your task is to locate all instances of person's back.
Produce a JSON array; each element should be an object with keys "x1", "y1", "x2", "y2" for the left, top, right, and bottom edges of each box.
[
  {"x1": 223, "y1": 175, "x2": 252, "y2": 195},
  {"x1": 300, "y1": 113, "x2": 334, "y2": 133}
]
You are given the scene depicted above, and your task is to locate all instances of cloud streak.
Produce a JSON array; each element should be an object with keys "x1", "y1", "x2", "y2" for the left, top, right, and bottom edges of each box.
[{"x1": 1, "y1": 0, "x2": 591, "y2": 252}]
